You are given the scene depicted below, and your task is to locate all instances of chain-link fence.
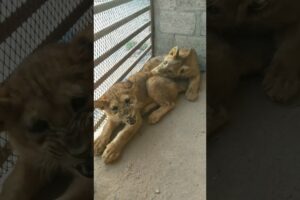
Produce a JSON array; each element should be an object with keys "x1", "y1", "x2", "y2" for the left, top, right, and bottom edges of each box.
[
  {"x1": 0, "y1": 0, "x2": 92, "y2": 185},
  {"x1": 94, "y1": 0, "x2": 154, "y2": 136}
]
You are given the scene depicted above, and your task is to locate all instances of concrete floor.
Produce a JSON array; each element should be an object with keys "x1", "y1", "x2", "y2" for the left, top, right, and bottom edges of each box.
[
  {"x1": 94, "y1": 78, "x2": 206, "y2": 200},
  {"x1": 208, "y1": 77, "x2": 300, "y2": 200}
]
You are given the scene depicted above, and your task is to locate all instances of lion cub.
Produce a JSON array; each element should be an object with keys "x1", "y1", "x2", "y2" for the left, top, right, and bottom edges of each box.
[
  {"x1": 94, "y1": 71, "x2": 185, "y2": 164},
  {"x1": 150, "y1": 47, "x2": 201, "y2": 101},
  {"x1": 0, "y1": 27, "x2": 93, "y2": 200}
]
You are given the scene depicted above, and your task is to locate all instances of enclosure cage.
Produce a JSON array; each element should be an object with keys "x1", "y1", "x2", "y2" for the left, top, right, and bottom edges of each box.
[
  {"x1": 93, "y1": 0, "x2": 154, "y2": 136},
  {"x1": 0, "y1": 0, "x2": 92, "y2": 186}
]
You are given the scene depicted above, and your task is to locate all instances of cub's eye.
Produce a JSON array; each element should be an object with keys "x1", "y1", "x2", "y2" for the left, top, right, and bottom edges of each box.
[
  {"x1": 163, "y1": 61, "x2": 168, "y2": 65},
  {"x1": 71, "y1": 96, "x2": 88, "y2": 112},
  {"x1": 29, "y1": 120, "x2": 49, "y2": 133},
  {"x1": 112, "y1": 106, "x2": 118, "y2": 112}
]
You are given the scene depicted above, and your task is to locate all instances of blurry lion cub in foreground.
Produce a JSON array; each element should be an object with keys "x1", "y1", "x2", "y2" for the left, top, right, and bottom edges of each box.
[
  {"x1": 94, "y1": 47, "x2": 201, "y2": 164},
  {"x1": 0, "y1": 27, "x2": 93, "y2": 200}
]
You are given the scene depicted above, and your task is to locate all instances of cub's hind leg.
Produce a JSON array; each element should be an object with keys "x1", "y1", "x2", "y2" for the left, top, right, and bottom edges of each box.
[
  {"x1": 146, "y1": 76, "x2": 179, "y2": 124},
  {"x1": 147, "y1": 102, "x2": 176, "y2": 124},
  {"x1": 142, "y1": 103, "x2": 158, "y2": 116}
]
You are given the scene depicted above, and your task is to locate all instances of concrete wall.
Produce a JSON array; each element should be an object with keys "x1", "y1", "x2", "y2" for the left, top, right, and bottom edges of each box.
[{"x1": 153, "y1": 0, "x2": 206, "y2": 69}]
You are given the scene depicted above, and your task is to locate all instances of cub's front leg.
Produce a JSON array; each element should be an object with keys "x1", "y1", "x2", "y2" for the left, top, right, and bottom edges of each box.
[
  {"x1": 0, "y1": 160, "x2": 46, "y2": 200},
  {"x1": 185, "y1": 74, "x2": 201, "y2": 101},
  {"x1": 94, "y1": 119, "x2": 120, "y2": 156},
  {"x1": 102, "y1": 114, "x2": 142, "y2": 164}
]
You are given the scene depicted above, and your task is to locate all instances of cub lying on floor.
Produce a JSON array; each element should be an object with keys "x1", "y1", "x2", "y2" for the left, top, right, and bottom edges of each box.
[
  {"x1": 94, "y1": 71, "x2": 186, "y2": 164},
  {"x1": 0, "y1": 27, "x2": 93, "y2": 200},
  {"x1": 145, "y1": 46, "x2": 201, "y2": 101}
]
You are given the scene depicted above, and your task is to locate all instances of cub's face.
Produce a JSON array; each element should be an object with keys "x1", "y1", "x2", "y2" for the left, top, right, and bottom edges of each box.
[
  {"x1": 0, "y1": 27, "x2": 93, "y2": 177},
  {"x1": 152, "y1": 46, "x2": 192, "y2": 79},
  {"x1": 95, "y1": 82, "x2": 139, "y2": 125},
  {"x1": 208, "y1": 0, "x2": 300, "y2": 31}
]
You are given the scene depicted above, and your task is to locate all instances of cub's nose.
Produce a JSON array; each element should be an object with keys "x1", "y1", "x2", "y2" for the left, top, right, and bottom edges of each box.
[
  {"x1": 127, "y1": 116, "x2": 136, "y2": 125},
  {"x1": 75, "y1": 157, "x2": 93, "y2": 178}
]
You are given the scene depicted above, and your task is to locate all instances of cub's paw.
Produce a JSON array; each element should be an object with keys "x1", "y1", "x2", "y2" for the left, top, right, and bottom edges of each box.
[
  {"x1": 148, "y1": 112, "x2": 161, "y2": 124},
  {"x1": 94, "y1": 137, "x2": 108, "y2": 156},
  {"x1": 185, "y1": 90, "x2": 199, "y2": 101},
  {"x1": 102, "y1": 142, "x2": 121, "y2": 164},
  {"x1": 263, "y1": 66, "x2": 299, "y2": 102}
]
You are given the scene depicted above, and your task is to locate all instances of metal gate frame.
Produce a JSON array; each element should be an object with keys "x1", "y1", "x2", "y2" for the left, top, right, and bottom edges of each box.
[{"x1": 93, "y1": 0, "x2": 155, "y2": 131}]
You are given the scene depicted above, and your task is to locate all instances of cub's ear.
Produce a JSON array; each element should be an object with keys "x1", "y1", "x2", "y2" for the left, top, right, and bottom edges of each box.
[
  {"x1": 94, "y1": 96, "x2": 108, "y2": 110},
  {"x1": 179, "y1": 48, "x2": 192, "y2": 59},
  {"x1": 168, "y1": 46, "x2": 179, "y2": 58},
  {"x1": 69, "y1": 25, "x2": 93, "y2": 63}
]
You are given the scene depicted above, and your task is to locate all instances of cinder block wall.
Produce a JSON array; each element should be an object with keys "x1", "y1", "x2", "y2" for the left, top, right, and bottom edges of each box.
[{"x1": 153, "y1": 0, "x2": 206, "y2": 70}]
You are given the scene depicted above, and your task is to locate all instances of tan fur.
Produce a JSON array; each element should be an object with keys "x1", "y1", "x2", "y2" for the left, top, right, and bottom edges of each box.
[
  {"x1": 94, "y1": 70, "x2": 182, "y2": 164},
  {"x1": 150, "y1": 47, "x2": 201, "y2": 101},
  {"x1": 0, "y1": 26, "x2": 93, "y2": 200}
]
